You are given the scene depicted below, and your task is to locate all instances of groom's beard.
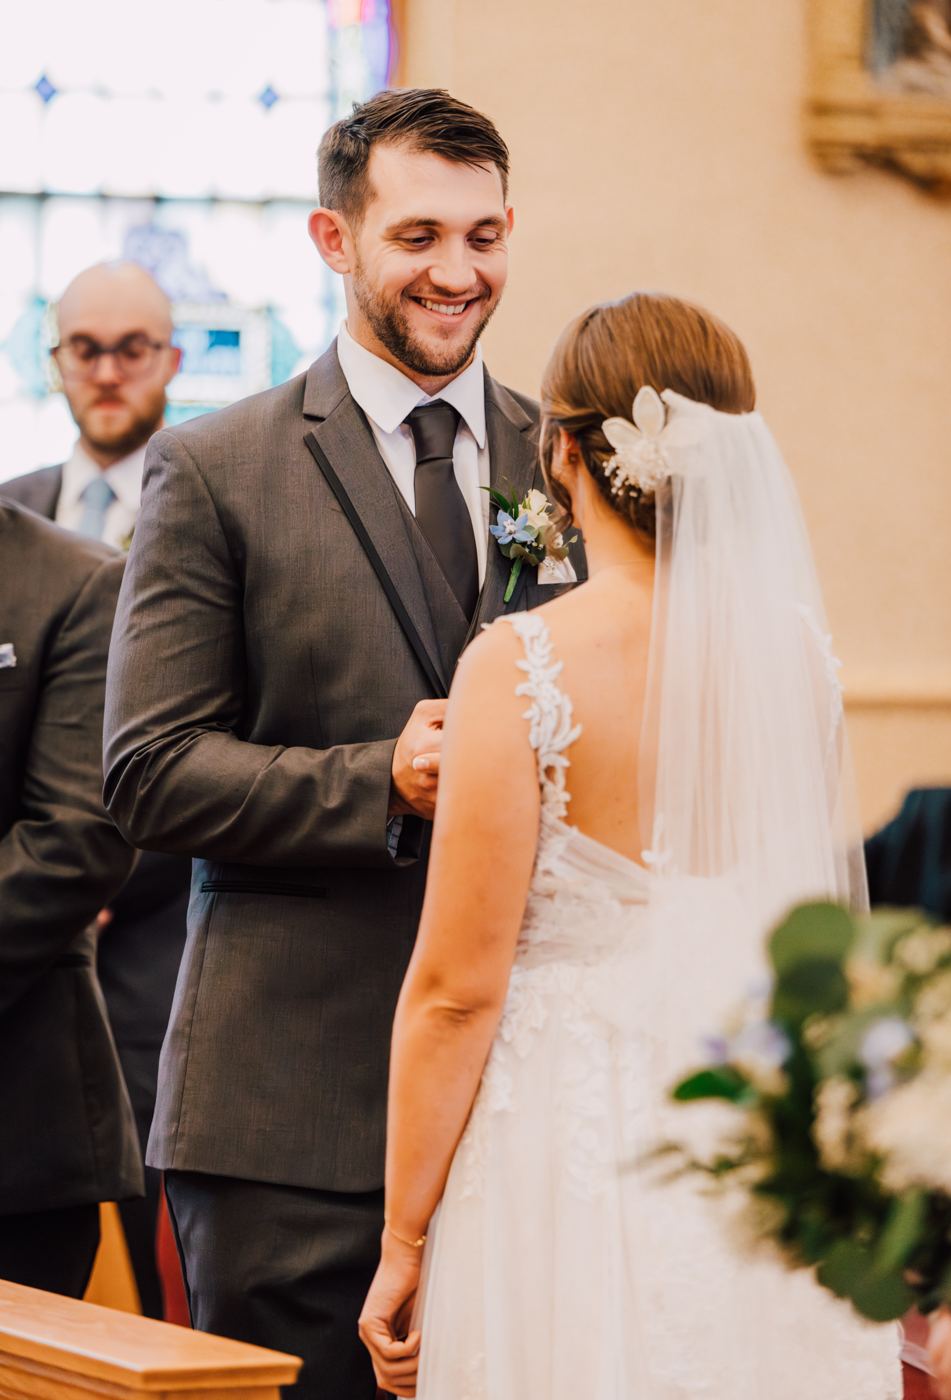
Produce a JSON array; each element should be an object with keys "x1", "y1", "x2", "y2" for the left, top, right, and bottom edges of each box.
[{"x1": 351, "y1": 262, "x2": 500, "y2": 378}]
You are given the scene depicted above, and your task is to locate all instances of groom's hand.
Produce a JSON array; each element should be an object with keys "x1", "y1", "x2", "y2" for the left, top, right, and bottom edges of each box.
[{"x1": 389, "y1": 700, "x2": 446, "y2": 821}]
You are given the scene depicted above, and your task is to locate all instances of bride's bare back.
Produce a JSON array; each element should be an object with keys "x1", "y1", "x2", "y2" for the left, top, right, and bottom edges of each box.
[{"x1": 526, "y1": 563, "x2": 653, "y2": 863}]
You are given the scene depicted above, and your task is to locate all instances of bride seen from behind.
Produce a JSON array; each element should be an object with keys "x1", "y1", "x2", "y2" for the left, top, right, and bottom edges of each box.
[{"x1": 359, "y1": 293, "x2": 902, "y2": 1398}]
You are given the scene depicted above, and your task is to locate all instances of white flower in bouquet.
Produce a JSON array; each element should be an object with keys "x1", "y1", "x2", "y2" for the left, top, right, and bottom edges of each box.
[
  {"x1": 860, "y1": 1016, "x2": 916, "y2": 1098},
  {"x1": 845, "y1": 955, "x2": 902, "y2": 1009},
  {"x1": 864, "y1": 1074, "x2": 951, "y2": 1196},
  {"x1": 813, "y1": 1075, "x2": 864, "y2": 1174},
  {"x1": 701, "y1": 1012, "x2": 791, "y2": 1096},
  {"x1": 915, "y1": 970, "x2": 951, "y2": 1025},
  {"x1": 920, "y1": 1014, "x2": 951, "y2": 1069},
  {"x1": 729, "y1": 1020, "x2": 791, "y2": 1096},
  {"x1": 895, "y1": 926, "x2": 951, "y2": 976}
]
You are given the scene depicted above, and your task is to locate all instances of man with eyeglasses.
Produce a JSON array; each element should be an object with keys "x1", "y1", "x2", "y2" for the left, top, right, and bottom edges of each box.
[
  {"x1": 3, "y1": 261, "x2": 189, "y2": 1320},
  {"x1": 4, "y1": 262, "x2": 181, "y2": 548}
]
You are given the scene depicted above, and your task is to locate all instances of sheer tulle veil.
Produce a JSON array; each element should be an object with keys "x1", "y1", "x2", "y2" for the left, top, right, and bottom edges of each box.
[{"x1": 638, "y1": 390, "x2": 867, "y2": 933}]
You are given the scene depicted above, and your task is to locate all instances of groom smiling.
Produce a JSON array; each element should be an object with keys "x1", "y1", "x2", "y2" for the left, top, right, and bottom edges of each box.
[{"x1": 104, "y1": 88, "x2": 584, "y2": 1399}]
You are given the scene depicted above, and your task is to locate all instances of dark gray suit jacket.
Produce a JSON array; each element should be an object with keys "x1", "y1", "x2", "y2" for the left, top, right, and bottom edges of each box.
[
  {"x1": 103, "y1": 342, "x2": 586, "y2": 1193},
  {"x1": 1, "y1": 463, "x2": 62, "y2": 519},
  {"x1": 0, "y1": 464, "x2": 191, "y2": 1058},
  {"x1": 0, "y1": 500, "x2": 142, "y2": 1213}
]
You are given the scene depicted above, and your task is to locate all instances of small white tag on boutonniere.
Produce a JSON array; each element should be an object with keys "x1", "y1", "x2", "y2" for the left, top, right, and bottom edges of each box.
[
  {"x1": 486, "y1": 485, "x2": 576, "y2": 602},
  {"x1": 0, "y1": 643, "x2": 17, "y2": 668}
]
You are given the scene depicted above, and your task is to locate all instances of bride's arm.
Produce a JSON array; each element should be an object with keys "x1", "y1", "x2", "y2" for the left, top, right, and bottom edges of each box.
[
  {"x1": 388, "y1": 623, "x2": 539, "y2": 1232},
  {"x1": 359, "y1": 622, "x2": 541, "y2": 1390}
]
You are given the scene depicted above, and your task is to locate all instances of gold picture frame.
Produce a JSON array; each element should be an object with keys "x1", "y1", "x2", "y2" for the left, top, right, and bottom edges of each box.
[{"x1": 807, "y1": 0, "x2": 951, "y2": 190}]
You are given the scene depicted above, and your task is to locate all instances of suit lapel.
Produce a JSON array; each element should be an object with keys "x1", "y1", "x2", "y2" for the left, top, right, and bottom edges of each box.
[
  {"x1": 303, "y1": 346, "x2": 450, "y2": 696},
  {"x1": 1, "y1": 464, "x2": 63, "y2": 520},
  {"x1": 393, "y1": 491, "x2": 470, "y2": 678},
  {"x1": 466, "y1": 373, "x2": 541, "y2": 644}
]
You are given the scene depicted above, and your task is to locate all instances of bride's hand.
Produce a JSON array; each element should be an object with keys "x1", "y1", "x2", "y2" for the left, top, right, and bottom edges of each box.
[{"x1": 358, "y1": 1233, "x2": 423, "y2": 1398}]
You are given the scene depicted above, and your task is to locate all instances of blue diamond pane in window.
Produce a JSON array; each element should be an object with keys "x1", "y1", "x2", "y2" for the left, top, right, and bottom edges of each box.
[
  {"x1": 259, "y1": 86, "x2": 279, "y2": 109},
  {"x1": 35, "y1": 75, "x2": 57, "y2": 103}
]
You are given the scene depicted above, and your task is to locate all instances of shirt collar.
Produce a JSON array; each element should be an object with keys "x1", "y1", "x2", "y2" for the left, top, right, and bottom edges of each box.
[
  {"x1": 61, "y1": 439, "x2": 148, "y2": 514},
  {"x1": 336, "y1": 321, "x2": 486, "y2": 448}
]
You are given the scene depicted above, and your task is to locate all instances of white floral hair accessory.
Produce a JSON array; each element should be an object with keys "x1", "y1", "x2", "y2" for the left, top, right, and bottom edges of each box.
[{"x1": 601, "y1": 385, "x2": 696, "y2": 497}]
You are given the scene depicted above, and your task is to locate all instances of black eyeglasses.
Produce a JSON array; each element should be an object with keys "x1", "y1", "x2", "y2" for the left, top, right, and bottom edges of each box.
[{"x1": 52, "y1": 333, "x2": 171, "y2": 382}]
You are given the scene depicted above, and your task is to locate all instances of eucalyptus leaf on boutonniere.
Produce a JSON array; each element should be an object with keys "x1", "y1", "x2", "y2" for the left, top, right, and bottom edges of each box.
[{"x1": 487, "y1": 484, "x2": 575, "y2": 603}]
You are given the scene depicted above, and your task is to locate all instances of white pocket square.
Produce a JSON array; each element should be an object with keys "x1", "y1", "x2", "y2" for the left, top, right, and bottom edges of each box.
[
  {"x1": 0, "y1": 643, "x2": 16, "y2": 668},
  {"x1": 538, "y1": 558, "x2": 577, "y2": 585}
]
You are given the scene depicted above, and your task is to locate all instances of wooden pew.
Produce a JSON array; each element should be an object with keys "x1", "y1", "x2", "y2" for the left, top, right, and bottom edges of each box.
[{"x1": 0, "y1": 1281, "x2": 301, "y2": 1400}]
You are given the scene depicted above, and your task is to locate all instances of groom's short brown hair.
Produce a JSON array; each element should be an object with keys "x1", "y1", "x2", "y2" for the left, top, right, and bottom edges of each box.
[{"x1": 318, "y1": 88, "x2": 510, "y2": 227}]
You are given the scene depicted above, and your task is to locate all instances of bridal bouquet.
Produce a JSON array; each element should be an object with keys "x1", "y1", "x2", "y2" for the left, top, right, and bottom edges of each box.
[{"x1": 668, "y1": 901, "x2": 951, "y2": 1321}]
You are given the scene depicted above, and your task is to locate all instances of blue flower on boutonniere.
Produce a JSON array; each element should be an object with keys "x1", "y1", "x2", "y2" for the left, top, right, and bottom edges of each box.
[
  {"x1": 490, "y1": 510, "x2": 535, "y2": 549},
  {"x1": 485, "y1": 484, "x2": 576, "y2": 603}
]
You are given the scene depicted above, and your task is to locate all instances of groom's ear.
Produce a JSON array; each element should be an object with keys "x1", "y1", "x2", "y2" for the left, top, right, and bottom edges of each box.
[{"x1": 309, "y1": 207, "x2": 354, "y2": 274}]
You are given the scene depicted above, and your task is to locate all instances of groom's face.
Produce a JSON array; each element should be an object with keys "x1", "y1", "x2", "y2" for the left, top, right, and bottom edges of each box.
[{"x1": 331, "y1": 143, "x2": 512, "y2": 381}]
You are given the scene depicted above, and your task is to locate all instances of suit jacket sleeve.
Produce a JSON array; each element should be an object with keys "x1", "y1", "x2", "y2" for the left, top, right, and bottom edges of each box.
[
  {"x1": 103, "y1": 431, "x2": 398, "y2": 868},
  {"x1": 0, "y1": 555, "x2": 136, "y2": 1018}
]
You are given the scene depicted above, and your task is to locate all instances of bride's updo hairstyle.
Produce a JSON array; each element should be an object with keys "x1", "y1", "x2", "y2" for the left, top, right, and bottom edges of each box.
[{"x1": 540, "y1": 292, "x2": 756, "y2": 539}]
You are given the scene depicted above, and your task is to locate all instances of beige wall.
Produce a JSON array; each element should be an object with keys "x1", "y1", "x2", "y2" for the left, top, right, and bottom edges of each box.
[{"x1": 401, "y1": 0, "x2": 951, "y2": 832}]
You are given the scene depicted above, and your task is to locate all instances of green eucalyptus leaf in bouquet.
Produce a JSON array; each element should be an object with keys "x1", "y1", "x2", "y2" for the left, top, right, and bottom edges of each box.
[{"x1": 666, "y1": 899, "x2": 951, "y2": 1322}]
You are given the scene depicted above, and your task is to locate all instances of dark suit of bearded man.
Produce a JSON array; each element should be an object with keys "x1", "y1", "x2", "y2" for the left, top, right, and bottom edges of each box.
[
  {"x1": 1, "y1": 461, "x2": 190, "y2": 1321},
  {"x1": 103, "y1": 88, "x2": 586, "y2": 1398},
  {"x1": 3, "y1": 258, "x2": 189, "y2": 1319},
  {"x1": 0, "y1": 500, "x2": 141, "y2": 1296}
]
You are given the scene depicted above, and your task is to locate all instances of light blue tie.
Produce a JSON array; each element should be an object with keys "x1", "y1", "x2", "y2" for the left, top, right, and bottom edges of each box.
[{"x1": 76, "y1": 476, "x2": 117, "y2": 539}]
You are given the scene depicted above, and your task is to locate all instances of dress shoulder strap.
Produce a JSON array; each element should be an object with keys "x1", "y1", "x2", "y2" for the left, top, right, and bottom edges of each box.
[{"x1": 498, "y1": 614, "x2": 582, "y2": 821}]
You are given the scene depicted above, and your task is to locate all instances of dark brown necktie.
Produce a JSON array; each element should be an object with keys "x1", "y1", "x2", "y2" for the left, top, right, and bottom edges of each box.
[{"x1": 405, "y1": 402, "x2": 479, "y2": 620}]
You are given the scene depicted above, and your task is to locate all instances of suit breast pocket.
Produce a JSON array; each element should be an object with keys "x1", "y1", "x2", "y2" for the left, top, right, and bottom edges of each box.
[{"x1": 0, "y1": 668, "x2": 27, "y2": 694}]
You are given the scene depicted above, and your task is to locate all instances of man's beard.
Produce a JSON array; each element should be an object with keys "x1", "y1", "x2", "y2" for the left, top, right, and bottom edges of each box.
[
  {"x1": 80, "y1": 389, "x2": 167, "y2": 459},
  {"x1": 351, "y1": 264, "x2": 500, "y2": 378}
]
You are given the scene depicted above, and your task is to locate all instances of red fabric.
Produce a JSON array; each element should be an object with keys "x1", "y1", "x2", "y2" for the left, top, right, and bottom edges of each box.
[
  {"x1": 156, "y1": 1177, "x2": 191, "y2": 1327},
  {"x1": 904, "y1": 1361, "x2": 940, "y2": 1398}
]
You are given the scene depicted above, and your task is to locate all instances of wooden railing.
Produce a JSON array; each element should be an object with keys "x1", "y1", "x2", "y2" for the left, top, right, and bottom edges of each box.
[{"x1": 0, "y1": 1281, "x2": 301, "y2": 1400}]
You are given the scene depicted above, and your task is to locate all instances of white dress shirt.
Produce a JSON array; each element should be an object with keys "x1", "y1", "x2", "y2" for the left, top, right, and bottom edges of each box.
[
  {"x1": 336, "y1": 321, "x2": 492, "y2": 584},
  {"x1": 56, "y1": 440, "x2": 146, "y2": 549}
]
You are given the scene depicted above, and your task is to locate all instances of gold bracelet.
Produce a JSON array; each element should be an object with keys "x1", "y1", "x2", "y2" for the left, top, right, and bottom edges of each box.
[{"x1": 384, "y1": 1215, "x2": 427, "y2": 1249}]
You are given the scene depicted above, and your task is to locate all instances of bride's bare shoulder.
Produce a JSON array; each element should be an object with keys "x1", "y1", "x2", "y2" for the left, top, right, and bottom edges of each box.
[
  {"x1": 529, "y1": 574, "x2": 650, "y2": 645},
  {"x1": 451, "y1": 616, "x2": 528, "y2": 697}
]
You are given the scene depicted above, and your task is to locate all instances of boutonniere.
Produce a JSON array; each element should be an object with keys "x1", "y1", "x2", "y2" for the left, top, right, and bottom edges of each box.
[{"x1": 487, "y1": 485, "x2": 575, "y2": 603}]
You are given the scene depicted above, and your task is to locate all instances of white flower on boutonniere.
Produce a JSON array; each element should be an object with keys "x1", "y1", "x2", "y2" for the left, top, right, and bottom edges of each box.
[{"x1": 487, "y1": 484, "x2": 575, "y2": 603}]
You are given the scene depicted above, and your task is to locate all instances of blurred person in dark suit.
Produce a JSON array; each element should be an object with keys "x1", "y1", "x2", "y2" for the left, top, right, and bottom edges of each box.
[
  {"x1": 866, "y1": 787, "x2": 951, "y2": 1400},
  {"x1": 866, "y1": 787, "x2": 951, "y2": 921},
  {"x1": 0, "y1": 499, "x2": 141, "y2": 1297},
  {"x1": 3, "y1": 262, "x2": 189, "y2": 1318}
]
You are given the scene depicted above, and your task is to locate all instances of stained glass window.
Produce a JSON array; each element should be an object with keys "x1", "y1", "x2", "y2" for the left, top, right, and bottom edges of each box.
[{"x1": 0, "y1": 0, "x2": 392, "y2": 482}]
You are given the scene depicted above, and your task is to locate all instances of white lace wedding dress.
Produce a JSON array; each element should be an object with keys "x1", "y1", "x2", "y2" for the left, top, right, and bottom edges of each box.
[{"x1": 414, "y1": 613, "x2": 900, "y2": 1400}]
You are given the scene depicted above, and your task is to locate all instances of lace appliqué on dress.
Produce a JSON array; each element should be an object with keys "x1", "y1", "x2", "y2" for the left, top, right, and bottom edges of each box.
[
  {"x1": 503, "y1": 613, "x2": 582, "y2": 821},
  {"x1": 459, "y1": 614, "x2": 626, "y2": 1203}
]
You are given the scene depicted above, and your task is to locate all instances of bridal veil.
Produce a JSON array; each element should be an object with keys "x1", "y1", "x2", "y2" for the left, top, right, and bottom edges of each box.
[{"x1": 639, "y1": 390, "x2": 866, "y2": 932}]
